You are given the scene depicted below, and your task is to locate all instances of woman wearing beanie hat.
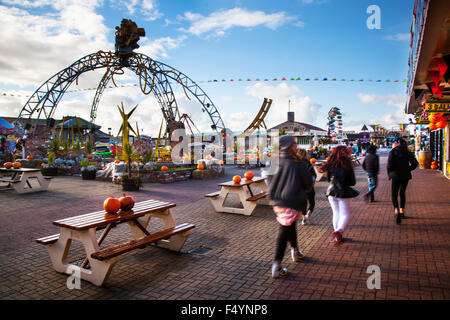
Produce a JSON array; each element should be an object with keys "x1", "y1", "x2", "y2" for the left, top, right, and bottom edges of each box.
[{"x1": 268, "y1": 135, "x2": 313, "y2": 278}]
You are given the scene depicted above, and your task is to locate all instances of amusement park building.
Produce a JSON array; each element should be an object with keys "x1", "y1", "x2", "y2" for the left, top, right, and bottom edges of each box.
[
  {"x1": 405, "y1": 0, "x2": 450, "y2": 179},
  {"x1": 268, "y1": 111, "x2": 327, "y2": 145}
]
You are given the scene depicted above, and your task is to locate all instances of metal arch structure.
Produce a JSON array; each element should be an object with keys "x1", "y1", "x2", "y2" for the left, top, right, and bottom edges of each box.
[{"x1": 15, "y1": 51, "x2": 226, "y2": 135}]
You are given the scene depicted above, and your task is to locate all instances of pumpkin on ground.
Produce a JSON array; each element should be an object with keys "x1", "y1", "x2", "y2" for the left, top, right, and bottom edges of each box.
[
  {"x1": 12, "y1": 162, "x2": 21, "y2": 169},
  {"x1": 3, "y1": 162, "x2": 13, "y2": 169},
  {"x1": 244, "y1": 171, "x2": 254, "y2": 180},
  {"x1": 431, "y1": 164, "x2": 437, "y2": 170},
  {"x1": 161, "y1": 166, "x2": 168, "y2": 171},
  {"x1": 119, "y1": 195, "x2": 135, "y2": 210},
  {"x1": 26, "y1": 155, "x2": 34, "y2": 160},
  {"x1": 103, "y1": 197, "x2": 121, "y2": 214},
  {"x1": 233, "y1": 175, "x2": 242, "y2": 184},
  {"x1": 197, "y1": 163, "x2": 205, "y2": 170}
]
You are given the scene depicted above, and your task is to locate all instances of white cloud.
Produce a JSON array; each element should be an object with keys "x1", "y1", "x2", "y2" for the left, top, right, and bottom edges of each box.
[
  {"x1": 383, "y1": 33, "x2": 410, "y2": 41},
  {"x1": 138, "y1": 35, "x2": 187, "y2": 59},
  {"x1": 357, "y1": 93, "x2": 409, "y2": 129},
  {"x1": 243, "y1": 82, "x2": 324, "y2": 130},
  {"x1": 178, "y1": 7, "x2": 301, "y2": 37}
]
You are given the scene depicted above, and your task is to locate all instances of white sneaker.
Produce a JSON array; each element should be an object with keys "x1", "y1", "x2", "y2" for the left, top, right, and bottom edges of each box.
[
  {"x1": 302, "y1": 214, "x2": 309, "y2": 225},
  {"x1": 271, "y1": 262, "x2": 288, "y2": 278},
  {"x1": 291, "y1": 248, "x2": 304, "y2": 262}
]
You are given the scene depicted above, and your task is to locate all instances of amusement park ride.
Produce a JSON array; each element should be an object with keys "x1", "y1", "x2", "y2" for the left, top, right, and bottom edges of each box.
[
  {"x1": 13, "y1": 19, "x2": 226, "y2": 142},
  {"x1": 327, "y1": 107, "x2": 343, "y2": 142},
  {"x1": 239, "y1": 98, "x2": 272, "y2": 138}
]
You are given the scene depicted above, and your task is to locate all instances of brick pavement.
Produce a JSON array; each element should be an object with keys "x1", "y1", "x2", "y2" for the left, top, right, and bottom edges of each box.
[{"x1": 0, "y1": 152, "x2": 449, "y2": 300}]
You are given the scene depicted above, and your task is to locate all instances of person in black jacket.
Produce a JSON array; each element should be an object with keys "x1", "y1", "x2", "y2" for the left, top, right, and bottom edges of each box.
[
  {"x1": 296, "y1": 148, "x2": 317, "y2": 225},
  {"x1": 269, "y1": 135, "x2": 313, "y2": 278},
  {"x1": 319, "y1": 145, "x2": 359, "y2": 245},
  {"x1": 387, "y1": 137, "x2": 418, "y2": 224},
  {"x1": 362, "y1": 144, "x2": 379, "y2": 202}
]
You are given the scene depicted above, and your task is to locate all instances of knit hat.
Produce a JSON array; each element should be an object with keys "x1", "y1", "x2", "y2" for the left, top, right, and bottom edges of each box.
[{"x1": 279, "y1": 135, "x2": 295, "y2": 149}]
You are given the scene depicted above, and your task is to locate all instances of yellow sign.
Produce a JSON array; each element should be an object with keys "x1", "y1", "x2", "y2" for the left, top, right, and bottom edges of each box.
[
  {"x1": 425, "y1": 102, "x2": 450, "y2": 113},
  {"x1": 415, "y1": 115, "x2": 429, "y2": 124}
]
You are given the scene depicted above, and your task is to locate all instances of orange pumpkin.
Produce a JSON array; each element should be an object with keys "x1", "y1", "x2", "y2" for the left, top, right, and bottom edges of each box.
[
  {"x1": 161, "y1": 166, "x2": 168, "y2": 171},
  {"x1": 12, "y1": 162, "x2": 21, "y2": 169},
  {"x1": 3, "y1": 162, "x2": 13, "y2": 169},
  {"x1": 197, "y1": 163, "x2": 205, "y2": 170},
  {"x1": 119, "y1": 195, "x2": 135, "y2": 210},
  {"x1": 87, "y1": 154, "x2": 93, "y2": 159},
  {"x1": 431, "y1": 164, "x2": 437, "y2": 170},
  {"x1": 218, "y1": 160, "x2": 224, "y2": 166},
  {"x1": 114, "y1": 160, "x2": 120, "y2": 164},
  {"x1": 326, "y1": 157, "x2": 330, "y2": 161},
  {"x1": 157, "y1": 158, "x2": 163, "y2": 162},
  {"x1": 244, "y1": 171, "x2": 254, "y2": 180},
  {"x1": 232, "y1": 175, "x2": 242, "y2": 184},
  {"x1": 103, "y1": 197, "x2": 121, "y2": 214},
  {"x1": 310, "y1": 158, "x2": 317, "y2": 164},
  {"x1": 41, "y1": 163, "x2": 45, "y2": 167},
  {"x1": 233, "y1": 156, "x2": 238, "y2": 160},
  {"x1": 26, "y1": 155, "x2": 34, "y2": 160}
]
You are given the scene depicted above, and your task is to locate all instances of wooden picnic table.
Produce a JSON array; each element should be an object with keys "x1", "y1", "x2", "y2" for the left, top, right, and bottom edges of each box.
[
  {"x1": 205, "y1": 177, "x2": 270, "y2": 216},
  {"x1": 0, "y1": 167, "x2": 52, "y2": 194},
  {"x1": 36, "y1": 199, "x2": 195, "y2": 286}
]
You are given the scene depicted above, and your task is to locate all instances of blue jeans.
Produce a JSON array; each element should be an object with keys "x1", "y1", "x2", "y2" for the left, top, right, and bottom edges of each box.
[{"x1": 367, "y1": 173, "x2": 378, "y2": 200}]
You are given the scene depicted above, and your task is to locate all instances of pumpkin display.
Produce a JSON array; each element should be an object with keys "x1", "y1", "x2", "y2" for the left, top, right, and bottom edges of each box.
[
  {"x1": 41, "y1": 163, "x2": 45, "y2": 167},
  {"x1": 12, "y1": 162, "x2": 21, "y2": 169},
  {"x1": 197, "y1": 163, "x2": 205, "y2": 170},
  {"x1": 3, "y1": 162, "x2": 13, "y2": 169},
  {"x1": 310, "y1": 158, "x2": 317, "y2": 164},
  {"x1": 161, "y1": 166, "x2": 168, "y2": 171},
  {"x1": 431, "y1": 164, "x2": 437, "y2": 170},
  {"x1": 326, "y1": 157, "x2": 330, "y2": 161},
  {"x1": 87, "y1": 154, "x2": 93, "y2": 159},
  {"x1": 103, "y1": 197, "x2": 121, "y2": 214},
  {"x1": 114, "y1": 160, "x2": 121, "y2": 164},
  {"x1": 232, "y1": 175, "x2": 242, "y2": 184},
  {"x1": 244, "y1": 171, "x2": 254, "y2": 180},
  {"x1": 119, "y1": 195, "x2": 135, "y2": 210},
  {"x1": 157, "y1": 158, "x2": 163, "y2": 162},
  {"x1": 26, "y1": 155, "x2": 34, "y2": 160}
]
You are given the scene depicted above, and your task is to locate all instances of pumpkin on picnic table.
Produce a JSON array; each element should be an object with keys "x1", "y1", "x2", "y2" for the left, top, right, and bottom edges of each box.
[
  {"x1": 244, "y1": 171, "x2": 254, "y2": 180},
  {"x1": 13, "y1": 162, "x2": 21, "y2": 169},
  {"x1": 157, "y1": 158, "x2": 163, "y2": 162},
  {"x1": 103, "y1": 197, "x2": 121, "y2": 214},
  {"x1": 119, "y1": 194, "x2": 135, "y2": 210},
  {"x1": 310, "y1": 158, "x2": 317, "y2": 164},
  {"x1": 3, "y1": 162, "x2": 13, "y2": 169},
  {"x1": 114, "y1": 160, "x2": 121, "y2": 164},
  {"x1": 232, "y1": 175, "x2": 242, "y2": 184},
  {"x1": 161, "y1": 166, "x2": 168, "y2": 171}
]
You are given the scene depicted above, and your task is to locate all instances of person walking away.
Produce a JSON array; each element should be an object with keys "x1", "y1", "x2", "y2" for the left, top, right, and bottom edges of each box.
[
  {"x1": 387, "y1": 137, "x2": 418, "y2": 224},
  {"x1": 319, "y1": 146, "x2": 359, "y2": 245},
  {"x1": 362, "y1": 144, "x2": 379, "y2": 202},
  {"x1": 269, "y1": 135, "x2": 313, "y2": 278},
  {"x1": 296, "y1": 148, "x2": 316, "y2": 225}
]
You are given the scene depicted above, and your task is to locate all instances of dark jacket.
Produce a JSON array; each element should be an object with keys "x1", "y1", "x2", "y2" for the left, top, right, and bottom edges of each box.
[
  {"x1": 269, "y1": 151, "x2": 313, "y2": 211},
  {"x1": 362, "y1": 152, "x2": 379, "y2": 174},
  {"x1": 326, "y1": 165, "x2": 358, "y2": 198},
  {"x1": 387, "y1": 146, "x2": 418, "y2": 181},
  {"x1": 300, "y1": 159, "x2": 317, "y2": 184}
]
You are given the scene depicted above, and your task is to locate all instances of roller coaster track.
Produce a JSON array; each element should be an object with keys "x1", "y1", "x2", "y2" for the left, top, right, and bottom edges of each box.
[{"x1": 239, "y1": 98, "x2": 272, "y2": 137}]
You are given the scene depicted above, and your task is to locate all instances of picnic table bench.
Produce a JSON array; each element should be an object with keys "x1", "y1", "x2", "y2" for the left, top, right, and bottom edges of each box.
[
  {"x1": 205, "y1": 176, "x2": 270, "y2": 216},
  {"x1": 36, "y1": 199, "x2": 195, "y2": 286},
  {"x1": 0, "y1": 168, "x2": 52, "y2": 193}
]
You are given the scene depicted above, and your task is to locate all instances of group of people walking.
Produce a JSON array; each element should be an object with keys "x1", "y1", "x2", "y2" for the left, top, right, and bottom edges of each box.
[{"x1": 268, "y1": 135, "x2": 418, "y2": 278}]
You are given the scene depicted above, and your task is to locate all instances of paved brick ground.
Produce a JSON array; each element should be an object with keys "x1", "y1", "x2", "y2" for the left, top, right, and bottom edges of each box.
[{"x1": 0, "y1": 152, "x2": 449, "y2": 300}]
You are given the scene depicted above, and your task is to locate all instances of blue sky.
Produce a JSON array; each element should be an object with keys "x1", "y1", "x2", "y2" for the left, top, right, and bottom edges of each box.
[{"x1": 0, "y1": 0, "x2": 414, "y2": 136}]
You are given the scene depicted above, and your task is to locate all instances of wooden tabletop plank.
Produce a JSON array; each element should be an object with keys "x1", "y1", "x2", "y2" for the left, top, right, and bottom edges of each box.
[
  {"x1": 0, "y1": 168, "x2": 42, "y2": 172},
  {"x1": 218, "y1": 176, "x2": 265, "y2": 187},
  {"x1": 53, "y1": 200, "x2": 176, "y2": 231}
]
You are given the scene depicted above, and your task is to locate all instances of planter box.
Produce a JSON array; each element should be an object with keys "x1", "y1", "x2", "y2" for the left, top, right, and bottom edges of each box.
[
  {"x1": 122, "y1": 178, "x2": 140, "y2": 191},
  {"x1": 81, "y1": 170, "x2": 96, "y2": 180}
]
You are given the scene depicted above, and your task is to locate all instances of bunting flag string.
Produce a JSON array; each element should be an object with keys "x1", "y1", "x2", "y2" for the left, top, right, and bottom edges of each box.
[{"x1": 0, "y1": 77, "x2": 408, "y2": 99}]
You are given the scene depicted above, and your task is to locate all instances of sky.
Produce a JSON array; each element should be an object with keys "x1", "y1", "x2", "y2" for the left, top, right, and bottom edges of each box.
[{"x1": 0, "y1": 0, "x2": 414, "y2": 137}]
